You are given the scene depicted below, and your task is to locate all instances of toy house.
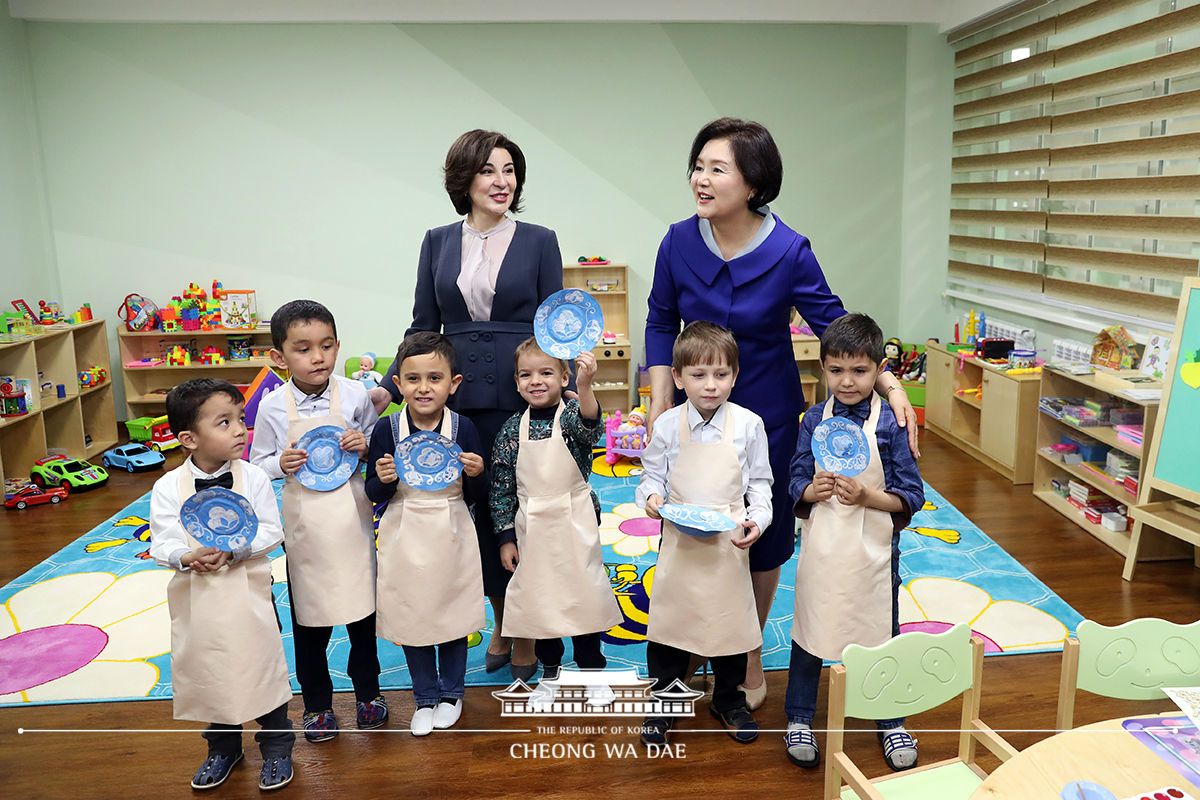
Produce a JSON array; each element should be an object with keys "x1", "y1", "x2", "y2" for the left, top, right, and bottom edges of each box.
[{"x1": 1091, "y1": 326, "x2": 1138, "y2": 371}]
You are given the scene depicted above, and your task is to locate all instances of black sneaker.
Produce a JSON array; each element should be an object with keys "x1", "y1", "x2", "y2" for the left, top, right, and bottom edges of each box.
[
  {"x1": 639, "y1": 717, "x2": 673, "y2": 746},
  {"x1": 709, "y1": 704, "x2": 758, "y2": 743}
]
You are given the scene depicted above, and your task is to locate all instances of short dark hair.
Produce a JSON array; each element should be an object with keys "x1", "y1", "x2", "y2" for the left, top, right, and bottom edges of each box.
[
  {"x1": 821, "y1": 313, "x2": 885, "y2": 364},
  {"x1": 396, "y1": 330, "x2": 458, "y2": 375},
  {"x1": 672, "y1": 321, "x2": 739, "y2": 372},
  {"x1": 688, "y1": 118, "x2": 783, "y2": 210},
  {"x1": 270, "y1": 299, "x2": 337, "y2": 350},
  {"x1": 166, "y1": 378, "x2": 244, "y2": 437},
  {"x1": 444, "y1": 130, "x2": 527, "y2": 217}
]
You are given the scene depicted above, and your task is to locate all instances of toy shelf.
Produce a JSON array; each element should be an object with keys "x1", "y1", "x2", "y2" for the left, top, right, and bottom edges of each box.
[
  {"x1": 117, "y1": 327, "x2": 275, "y2": 419},
  {"x1": 924, "y1": 342, "x2": 1040, "y2": 484},
  {"x1": 0, "y1": 319, "x2": 117, "y2": 489},
  {"x1": 563, "y1": 263, "x2": 633, "y2": 415},
  {"x1": 1033, "y1": 365, "x2": 1188, "y2": 563}
]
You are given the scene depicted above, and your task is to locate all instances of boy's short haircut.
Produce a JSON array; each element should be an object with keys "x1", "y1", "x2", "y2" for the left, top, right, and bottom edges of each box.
[
  {"x1": 166, "y1": 378, "x2": 244, "y2": 437},
  {"x1": 270, "y1": 300, "x2": 337, "y2": 351},
  {"x1": 820, "y1": 312, "x2": 885, "y2": 364},
  {"x1": 513, "y1": 336, "x2": 569, "y2": 374},
  {"x1": 672, "y1": 320, "x2": 739, "y2": 372},
  {"x1": 396, "y1": 331, "x2": 458, "y2": 375}
]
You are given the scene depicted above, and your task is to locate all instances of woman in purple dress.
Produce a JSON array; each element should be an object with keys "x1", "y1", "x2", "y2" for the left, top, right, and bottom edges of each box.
[{"x1": 645, "y1": 118, "x2": 918, "y2": 709}]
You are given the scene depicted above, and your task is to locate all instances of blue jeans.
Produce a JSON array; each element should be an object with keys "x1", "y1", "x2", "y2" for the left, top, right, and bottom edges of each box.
[
  {"x1": 784, "y1": 531, "x2": 903, "y2": 730},
  {"x1": 402, "y1": 638, "x2": 468, "y2": 708}
]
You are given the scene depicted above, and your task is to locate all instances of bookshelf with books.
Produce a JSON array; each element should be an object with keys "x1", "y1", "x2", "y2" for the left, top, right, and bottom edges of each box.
[{"x1": 1033, "y1": 364, "x2": 1188, "y2": 562}]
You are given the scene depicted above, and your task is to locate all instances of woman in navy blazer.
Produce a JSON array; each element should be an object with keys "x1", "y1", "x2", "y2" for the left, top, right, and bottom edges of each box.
[
  {"x1": 645, "y1": 118, "x2": 917, "y2": 709},
  {"x1": 376, "y1": 130, "x2": 562, "y2": 679}
]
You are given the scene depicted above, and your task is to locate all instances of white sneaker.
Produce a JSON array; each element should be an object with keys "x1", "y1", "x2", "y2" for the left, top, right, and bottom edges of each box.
[
  {"x1": 410, "y1": 706, "x2": 435, "y2": 737},
  {"x1": 432, "y1": 699, "x2": 462, "y2": 730}
]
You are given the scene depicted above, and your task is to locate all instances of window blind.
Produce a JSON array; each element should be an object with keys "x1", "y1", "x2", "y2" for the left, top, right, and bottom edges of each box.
[{"x1": 950, "y1": 0, "x2": 1200, "y2": 327}]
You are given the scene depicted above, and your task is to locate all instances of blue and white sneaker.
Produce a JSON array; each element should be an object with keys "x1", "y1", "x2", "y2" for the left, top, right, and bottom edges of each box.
[
  {"x1": 191, "y1": 750, "x2": 243, "y2": 790},
  {"x1": 785, "y1": 722, "x2": 820, "y2": 768},
  {"x1": 879, "y1": 727, "x2": 918, "y2": 771}
]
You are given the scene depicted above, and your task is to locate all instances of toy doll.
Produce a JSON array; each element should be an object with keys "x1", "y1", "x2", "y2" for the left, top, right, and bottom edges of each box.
[
  {"x1": 884, "y1": 338, "x2": 904, "y2": 374},
  {"x1": 352, "y1": 352, "x2": 383, "y2": 390}
]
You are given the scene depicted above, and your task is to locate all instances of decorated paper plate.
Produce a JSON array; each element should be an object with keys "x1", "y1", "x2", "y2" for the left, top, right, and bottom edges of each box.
[
  {"x1": 534, "y1": 289, "x2": 604, "y2": 360},
  {"x1": 180, "y1": 487, "x2": 258, "y2": 551},
  {"x1": 396, "y1": 430, "x2": 464, "y2": 491},
  {"x1": 294, "y1": 425, "x2": 358, "y2": 492},
  {"x1": 660, "y1": 503, "x2": 738, "y2": 538},
  {"x1": 813, "y1": 417, "x2": 870, "y2": 477}
]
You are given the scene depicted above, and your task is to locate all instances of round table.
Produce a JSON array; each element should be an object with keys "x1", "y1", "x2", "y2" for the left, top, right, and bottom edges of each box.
[{"x1": 971, "y1": 713, "x2": 1200, "y2": 798}]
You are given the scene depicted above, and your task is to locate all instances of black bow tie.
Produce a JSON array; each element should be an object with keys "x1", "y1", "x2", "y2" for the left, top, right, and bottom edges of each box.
[
  {"x1": 833, "y1": 401, "x2": 870, "y2": 422},
  {"x1": 195, "y1": 473, "x2": 234, "y2": 491}
]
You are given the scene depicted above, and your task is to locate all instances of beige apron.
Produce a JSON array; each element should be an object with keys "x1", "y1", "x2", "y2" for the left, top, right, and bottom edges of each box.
[
  {"x1": 168, "y1": 458, "x2": 293, "y2": 724},
  {"x1": 501, "y1": 402, "x2": 622, "y2": 640},
  {"x1": 792, "y1": 394, "x2": 893, "y2": 661},
  {"x1": 645, "y1": 403, "x2": 761, "y2": 657},
  {"x1": 281, "y1": 378, "x2": 377, "y2": 627},
  {"x1": 375, "y1": 408, "x2": 486, "y2": 646}
]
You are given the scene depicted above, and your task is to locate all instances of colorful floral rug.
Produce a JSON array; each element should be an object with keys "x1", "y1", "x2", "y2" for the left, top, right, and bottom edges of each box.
[{"x1": 0, "y1": 456, "x2": 1081, "y2": 706}]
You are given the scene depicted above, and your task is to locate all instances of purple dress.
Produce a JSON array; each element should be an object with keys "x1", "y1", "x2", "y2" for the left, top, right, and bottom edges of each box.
[{"x1": 645, "y1": 214, "x2": 846, "y2": 572}]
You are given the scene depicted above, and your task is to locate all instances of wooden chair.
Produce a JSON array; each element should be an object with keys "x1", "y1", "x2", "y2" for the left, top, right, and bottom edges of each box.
[
  {"x1": 825, "y1": 623, "x2": 1018, "y2": 799},
  {"x1": 1056, "y1": 618, "x2": 1200, "y2": 731}
]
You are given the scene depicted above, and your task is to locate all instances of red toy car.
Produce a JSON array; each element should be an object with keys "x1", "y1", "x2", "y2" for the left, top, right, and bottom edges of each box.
[{"x1": 4, "y1": 483, "x2": 69, "y2": 510}]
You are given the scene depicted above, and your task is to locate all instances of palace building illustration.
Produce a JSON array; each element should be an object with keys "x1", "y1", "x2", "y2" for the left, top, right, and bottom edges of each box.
[{"x1": 491, "y1": 668, "x2": 704, "y2": 717}]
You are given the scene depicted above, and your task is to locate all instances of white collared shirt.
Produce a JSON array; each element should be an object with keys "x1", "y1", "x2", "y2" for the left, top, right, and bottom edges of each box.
[
  {"x1": 249, "y1": 375, "x2": 378, "y2": 480},
  {"x1": 698, "y1": 206, "x2": 776, "y2": 261},
  {"x1": 149, "y1": 458, "x2": 284, "y2": 571},
  {"x1": 636, "y1": 401, "x2": 773, "y2": 533}
]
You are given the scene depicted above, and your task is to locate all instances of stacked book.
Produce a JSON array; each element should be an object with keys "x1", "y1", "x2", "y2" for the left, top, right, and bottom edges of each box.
[
  {"x1": 1114, "y1": 424, "x2": 1144, "y2": 448},
  {"x1": 1067, "y1": 480, "x2": 1120, "y2": 523},
  {"x1": 1062, "y1": 405, "x2": 1105, "y2": 427},
  {"x1": 1104, "y1": 450, "x2": 1139, "y2": 482},
  {"x1": 1040, "y1": 396, "x2": 1087, "y2": 420}
]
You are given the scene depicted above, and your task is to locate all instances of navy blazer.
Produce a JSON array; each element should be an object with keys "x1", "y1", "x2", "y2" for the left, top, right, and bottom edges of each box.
[{"x1": 386, "y1": 220, "x2": 563, "y2": 412}]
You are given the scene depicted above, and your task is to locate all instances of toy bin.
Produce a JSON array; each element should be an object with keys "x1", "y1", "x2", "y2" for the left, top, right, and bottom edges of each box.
[{"x1": 1060, "y1": 433, "x2": 1110, "y2": 463}]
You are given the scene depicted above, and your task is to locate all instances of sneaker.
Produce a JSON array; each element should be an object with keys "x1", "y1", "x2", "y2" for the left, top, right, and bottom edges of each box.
[
  {"x1": 356, "y1": 695, "x2": 389, "y2": 730},
  {"x1": 538, "y1": 663, "x2": 562, "y2": 684},
  {"x1": 784, "y1": 722, "x2": 820, "y2": 768},
  {"x1": 878, "y1": 727, "x2": 919, "y2": 771},
  {"x1": 639, "y1": 717, "x2": 673, "y2": 746},
  {"x1": 709, "y1": 704, "x2": 758, "y2": 743},
  {"x1": 258, "y1": 756, "x2": 293, "y2": 791},
  {"x1": 302, "y1": 709, "x2": 338, "y2": 743},
  {"x1": 191, "y1": 750, "x2": 243, "y2": 790}
]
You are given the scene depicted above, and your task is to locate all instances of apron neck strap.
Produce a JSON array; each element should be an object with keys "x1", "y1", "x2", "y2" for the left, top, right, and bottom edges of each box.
[
  {"x1": 178, "y1": 456, "x2": 242, "y2": 499},
  {"x1": 519, "y1": 402, "x2": 563, "y2": 442},
  {"x1": 284, "y1": 377, "x2": 339, "y2": 422},
  {"x1": 679, "y1": 401, "x2": 734, "y2": 444}
]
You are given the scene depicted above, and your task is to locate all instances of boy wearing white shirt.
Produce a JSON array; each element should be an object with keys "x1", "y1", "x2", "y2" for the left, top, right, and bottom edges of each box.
[
  {"x1": 249, "y1": 300, "x2": 384, "y2": 743},
  {"x1": 149, "y1": 378, "x2": 294, "y2": 791},
  {"x1": 636, "y1": 321, "x2": 772, "y2": 746}
]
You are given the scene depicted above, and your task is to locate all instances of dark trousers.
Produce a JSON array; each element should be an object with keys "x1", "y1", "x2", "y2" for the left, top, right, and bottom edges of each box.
[
  {"x1": 645, "y1": 641, "x2": 748, "y2": 715},
  {"x1": 402, "y1": 638, "x2": 468, "y2": 707},
  {"x1": 203, "y1": 701, "x2": 294, "y2": 758},
  {"x1": 535, "y1": 633, "x2": 606, "y2": 670},
  {"x1": 465, "y1": 408, "x2": 519, "y2": 597},
  {"x1": 288, "y1": 596, "x2": 381, "y2": 711}
]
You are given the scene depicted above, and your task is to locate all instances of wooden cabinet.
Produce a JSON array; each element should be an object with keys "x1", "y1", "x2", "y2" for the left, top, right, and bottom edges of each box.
[
  {"x1": 0, "y1": 320, "x2": 118, "y2": 486},
  {"x1": 923, "y1": 341, "x2": 1040, "y2": 484},
  {"x1": 117, "y1": 327, "x2": 276, "y2": 419},
  {"x1": 1033, "y1": 366, "x2": 1190, "y2": 565},
  {"x1": 562, "y1": 262, "x2": 633, "y2": 415}
]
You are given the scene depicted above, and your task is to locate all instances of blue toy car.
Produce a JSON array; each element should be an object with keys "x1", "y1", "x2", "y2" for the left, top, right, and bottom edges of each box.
[{"x1": 102, "y1": 443, "x2": 166, "y2": 473}]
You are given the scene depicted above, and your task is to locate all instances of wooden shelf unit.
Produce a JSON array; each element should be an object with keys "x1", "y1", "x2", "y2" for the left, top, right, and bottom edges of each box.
[
  {"x1": 0, "y1": 319, "x2": 117, "y2": 487},
  {"x1": 1033, "y1": 366, "x2": 1189, "y2": 563},
  {"x1": 562, "y1": 262, "x2": 633, "y2": 415},
  {"x1": 117, "y1": 327, "x2": 276, "y2": 419},
  {"x1": 923, "y1": 341, "x2": 1041, "y2": 484}
]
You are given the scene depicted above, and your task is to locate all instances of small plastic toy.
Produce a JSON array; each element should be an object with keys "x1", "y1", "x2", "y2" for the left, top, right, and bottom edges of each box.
[
  {"x1": 102, "y1": 443, "x2": 166, "y2": 473},
  {"x1": 4, "y1": 482, "x2": 68, "y2": 509},
  {"x1": 31, "y1": 455, "x2": 109, "y2": 491},
  {"x1": 601, "y1": 331, "x2": 617, "y2": 345},
  {"x1": 167, "y1": 344, "x2": 191, "y2": 366},
  {"x1": 577, "y1": 256, "x2": 610, "y2": 264},
  {"x1": 67, "y1": 303, "x2": 93, "y2": 324},
  {"x1": 38, "y1": 300, "x2": 63, "y2": 324},
  {"x1": 117, "y1": 294, "x2": 160, "y2": 332},
  {"x1": 125, "y1": 414, "x2": 181, "y2": 452},
  {"x1": 605, "y1": 408, "x2": 646, "y2": 465},
  {"x1": 352, "y1": 352, "x2": 383, "y2": 390},
  {"x1": 0, "y1": 382, "x2": 28, "y2": 417},
  {"x1": 200, "y1": 346, "x2": 225, "y2": 365},
  {"x1": 78, "y1": 366, "x2": 107, "y2": 389}
]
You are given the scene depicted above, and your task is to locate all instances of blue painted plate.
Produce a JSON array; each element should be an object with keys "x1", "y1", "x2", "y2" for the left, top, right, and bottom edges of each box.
[
  {"x1": 813, "y1": 417, "x2": 871, "y2": 477},
  {"x1": 396, "y1": 430, "x2": 464, "y2": 491},
  {"x1": 294, "y1": 425, "x2": 358, "y2": 492},
  {"x1": 660, "y1": 503, "x2": 738, "y2": 538},
  {"x1": 534, "y1": 289, "x2": 604, "y2": 360},
  {"x1": 180, "y1": 487, "x2": 258, "y2": 551}
]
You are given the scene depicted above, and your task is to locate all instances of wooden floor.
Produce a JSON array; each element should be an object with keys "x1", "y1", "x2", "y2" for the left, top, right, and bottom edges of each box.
[{"x1": 2, "y1": 430, "x2": 1199, "y2": 799}]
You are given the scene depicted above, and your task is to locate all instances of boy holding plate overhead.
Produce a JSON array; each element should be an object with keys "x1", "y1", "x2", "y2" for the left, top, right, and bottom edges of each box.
[
  {"x1": 636, "y1": 321, "x2": 773, "y2": 747},
  {"x1": 149, "y1": 378, "x2": 295, "y2": 791},
  {"x1": 785, "y1": 312, "x2": 924, "y2": 773},
  {"x1": 249, "y1": 300, "x2": 385, "y2": 743},
  {"x1": 364, "y1": 331, "x2": 487, "y2": 736}
]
